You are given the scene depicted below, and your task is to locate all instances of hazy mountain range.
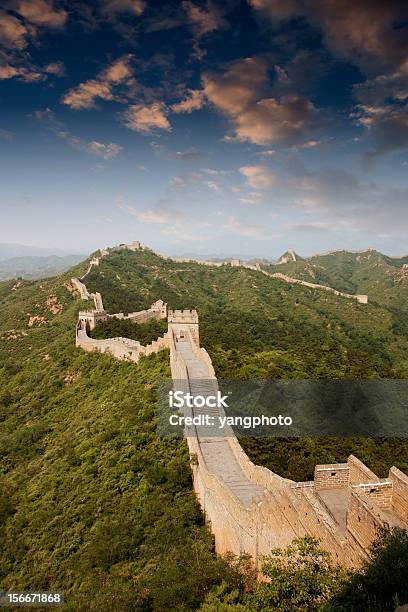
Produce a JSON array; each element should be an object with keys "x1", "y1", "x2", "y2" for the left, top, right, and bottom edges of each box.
[{"x1": 0, "y1": 244, "x2": 85, "y2": 280}]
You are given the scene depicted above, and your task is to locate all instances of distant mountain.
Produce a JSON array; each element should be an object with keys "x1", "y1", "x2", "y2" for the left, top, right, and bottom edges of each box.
[
  {"x1": 276, "y1": 249, "x2": 303, "y2": 265},
  {"x1": 0, "y1": 243, "x2": 79, "y2": 260},
  {"x1": 1, "y1": 244, "x2": 408, "y2": 607},
  {"x1": 264, "y1": 249, "x2": 408, "y2": 311},
  {"x1": 0, "y1": 254, "x2": 85, "y2": 280}
]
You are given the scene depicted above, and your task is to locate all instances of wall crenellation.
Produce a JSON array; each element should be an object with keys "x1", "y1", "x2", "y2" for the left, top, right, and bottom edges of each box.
[
  {"x1": 74, "y1": 274, "x2": 169, "y2": 362},
  {"x1": 71, "y1": 250, "x2": 406, "y2": 572}
]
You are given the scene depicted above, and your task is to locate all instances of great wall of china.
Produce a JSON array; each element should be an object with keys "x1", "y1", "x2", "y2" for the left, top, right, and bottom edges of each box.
[{"x1": 70, "y1": 244, "x2": 408, "y2": 570}]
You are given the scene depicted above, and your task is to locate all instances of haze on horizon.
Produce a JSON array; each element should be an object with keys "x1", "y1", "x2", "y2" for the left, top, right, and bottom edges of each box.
[{"x1": 0, "y1": 0, "x2": 407, "y2": 257}]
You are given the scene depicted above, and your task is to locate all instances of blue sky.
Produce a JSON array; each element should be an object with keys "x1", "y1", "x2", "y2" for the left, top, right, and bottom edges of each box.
[{"x1": 0, "y1": 0, "x2": 407, "y2": 257}]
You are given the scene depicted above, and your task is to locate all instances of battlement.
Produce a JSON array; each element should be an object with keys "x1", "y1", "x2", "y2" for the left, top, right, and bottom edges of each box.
[
  {"x1": 168, "y1": 309, "x2": 199, "y2": 324},
  {"x1": 72, "y1": 256, "x2": 405, "y2": 573},
  {"x1": 78, "y1": 309, "x2": 108, "y2": 331}
]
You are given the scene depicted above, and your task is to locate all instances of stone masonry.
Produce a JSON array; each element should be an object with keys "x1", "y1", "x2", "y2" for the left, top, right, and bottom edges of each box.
[{"x1": 72, "y1": 253, "x2": 407, "y2": 571}]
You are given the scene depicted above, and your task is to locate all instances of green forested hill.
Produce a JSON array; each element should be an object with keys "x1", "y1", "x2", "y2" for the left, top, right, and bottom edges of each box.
[
  {"x1": 264, "y1": 249, "x2": 408, "y2": 313},
  {"x1": 1, "y1": 248, "x2": 408, "y2": 610},
  {"x1": 0, "y1": 276, "x2": 239, "y2": 610},
  {"x1": 84, "y1": 248, "x2": 408, "y2": 379}
]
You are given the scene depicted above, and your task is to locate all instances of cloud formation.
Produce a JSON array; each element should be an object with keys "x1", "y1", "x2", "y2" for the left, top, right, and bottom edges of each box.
[
  {"x1": 0, "y1": 11, "x2": 31, "y2": 49},
  {"x1": 171, "y1": 89, "x2": 205, "y2": 113},
  {"x1": 99, "y1": 0, "x2": 145, "y2": 17},
  {"x1": 239, "y1": 165, "x2": 276, "y2": 189},
  {"x1": 13, "y1": 0, "x2": 68, "y2": 28},
  {"x1": 224, "y1": 215, "x2": 269, "y2": 238},
  {"x1": 116, "y1": 197, "x2": 208, "y2": 242},
  {"x1": 183, "y1": 1, "x2": 226, "y2": 37},
  {"x1": 354, "y1": 103, "x2": 408, "y2": 157},
  {"x1": 249, "y1": 0, "x2": 408, "y2": 72},
  {"x1": 62, "y1": 55, "x2": 134, "y2": 110},
  {"x1": 203, "y1": 57, "x2": 268, "y2": 115},
  {"x1": 35, "y1": 108, "x2": 122, "y2": 159},
  {"x1": 122, "y1": 102, "x2": 171, "y2": 133},
  {"x1": 0, "y1": 53, "x2": 65, "y2": 82},
  {"x1": 202, "y1": 57, "x2": 315, "y2": 145},
  {"x1": 352, "y1": 61, "x2": 408, "y2": 156},
  {"x1": 0, "y1": 1, "x2": 67, "y2": 84}
]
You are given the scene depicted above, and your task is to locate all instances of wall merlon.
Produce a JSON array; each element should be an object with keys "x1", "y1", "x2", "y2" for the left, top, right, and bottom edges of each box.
[
  {"x1": 314, "y1": 463, "x2": 350, "y2": 490},
  {"x1": 389, "y1": 467, "x2": 408, "y2": 523},
  {"x1": 348, "y1": 455, "x2": 380, "y2": 484},
  {"x1": 72, "y1": 253, "x2": 406, "y2": 572}
]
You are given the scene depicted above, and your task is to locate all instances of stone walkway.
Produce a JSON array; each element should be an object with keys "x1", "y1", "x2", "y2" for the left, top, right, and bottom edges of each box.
[{"x1": 175, "y1": 335, "x2": 264, "y2": 509}]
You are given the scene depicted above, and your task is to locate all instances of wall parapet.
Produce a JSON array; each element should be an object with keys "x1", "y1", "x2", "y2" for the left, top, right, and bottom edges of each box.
[
  {"x1": 76, "y1": 321, "x2": 169, "y2": 363},
  {"x1": 71, "y1": 258, "x2": 405, "y2": 573}
]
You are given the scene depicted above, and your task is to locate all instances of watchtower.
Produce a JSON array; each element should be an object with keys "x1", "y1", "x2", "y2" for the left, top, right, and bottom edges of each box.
[{"x1": 167, "y1": 309, "x2": 199, "y2": 346}]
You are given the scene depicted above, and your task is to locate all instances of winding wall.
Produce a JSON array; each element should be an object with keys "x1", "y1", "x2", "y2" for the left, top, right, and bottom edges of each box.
[
  {"x1": 72, "y1": 254, "x2": 407, "y2": 571},
  {"x1": 168, "y1": 316, "x2": 407, "y2": 568}
]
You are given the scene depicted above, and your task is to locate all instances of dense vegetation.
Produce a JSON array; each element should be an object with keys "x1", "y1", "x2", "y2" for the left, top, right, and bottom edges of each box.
[
  {"x1": 265, "y1": 249, "x2": 408, "y2": 313},
  {"x1": 1, "y1": 248, "x2": 408, "y2": 610},
  {"x1": 84, "y1": 249, "x2": 408, "y2": 480},
  {"x1": 199, "y1": 528, "x2": 408, "y2": 611},
  {"x1": 84, "y1": 249, "x2": 408, "y2": 379},
  {"x1": 0, "y1": 277, "x2": 238, "y2": 610},
  {"x1": 90, "y1": 317, "x2": 167, "y2": 345}
]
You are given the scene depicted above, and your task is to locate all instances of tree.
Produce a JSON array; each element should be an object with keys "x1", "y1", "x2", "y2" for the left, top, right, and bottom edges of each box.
[{"x1": 328, "y1": 527, "x2": 408, "y2": 611}]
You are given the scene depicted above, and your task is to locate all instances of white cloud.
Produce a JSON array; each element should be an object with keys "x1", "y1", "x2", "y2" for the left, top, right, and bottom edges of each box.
[
  {"x1": 0, "y1": 11, "x2": 31, "y2": 49},
  {"x1": 99, "y1": 0, "x2": 145, "y2": 17},
  {"x1": 169, "y1": 173, "x2": 201, "y2": 190},
  {"x1": 183, "y1": 1, "x2": 226, "y2": 37},
  {"x1": 0, "y1": 128, "x2": 14, "y2": 140},
  {"x1": 233, "y1": 96, "x2": 316, "y2": 146},
  {"x1": 0, "y1": 2, "x2": 67, "y2": 86},
  {"x1": 122, "y1": 102, "x2": 171, "y2": 133},
  {"x1": 35, "y1": 108, "x2": 122, "y2": 159},
  {"x1": 62, "y1": 55, "x2": 134, "y2": 110},
  {"x1": 239, "y1": 165, "x2": 276, "y2": 189},
  {"x1": 202, "y1": 57, "x2": 316, "y2": 145},
  {"x1": 204, "y1": 180, "x2": 219, "y2": 191},
  {"x1": 13, "y1": 0, "x2": 67, "y2": 28},
  {"x1": 171, "y1": 89, "x2": 205, "y2": 114},
  {"x1": 224, "y1": 215, "x2": 269, "y2": 239},
  {"x1": 87, "y1": 141, "x2": 122, "y2": 159},
  {"x1": 202, "y1": 167, "x2": 230, "y2": 176},
  {"x1": 257, "y1": 149, "x2": 275, "y2": 157},
  {"x1": 239, "y1": 192, "x2": 262, "y2": 206}
]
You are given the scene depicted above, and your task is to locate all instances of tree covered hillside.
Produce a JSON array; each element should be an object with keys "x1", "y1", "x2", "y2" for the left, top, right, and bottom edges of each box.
[
  {"x1": 1, "y1": 250, "x2": 408, "y2": 610},
  {"x1": 0, "y1": 275, "x2": 239, "y2": 611},
  {"x1": 84, "y1": 248, "x2": 408, "y2": 379},
  {"x1": 83, "y1": 248, "x2": 408, "y2": 480},
  {"x1": 264, "y1": 249, "x2": 408, "y2": 313}
]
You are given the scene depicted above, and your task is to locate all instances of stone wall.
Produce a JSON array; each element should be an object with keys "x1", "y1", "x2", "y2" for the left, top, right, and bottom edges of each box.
[
  {"x1": 263, "y1": 271, "x2": 368, "y2": 304},
  {"x1": 314, "y1": 463, "x2": 350, "y2": 490},
  {"x1": 353, "y1": 481, "x2": 393, "y2": 509},
  {"x1": 112, "y1": 299, "x2": 167, "y2": 324},
  {"x1": 390, "y1": 467, "x2": 408, "y2": 520},
  {"x1": 72, "y1": 257, "x2": 405, "y2": 573},
  {"x1": 76, "y1": 321, "x2": 169, "y2": 362},
  {"x1": 347, "y1": 488, "x2": 386, "y2": 551},
  {"x1": 348, "y1": 455, "x2": 379, "y2": 484},
  {"x1": 168, "y1": 309, "x2": 200, "y2": 346},
  {"x1": 70, "y1": 278, "x2": 90, "y2": 300},
  {"x1": 78, "y1": 309, "x2": 108, "y2": 331},
  {"x1": 168, "y1": 325, "x2": 407, "y2": 570},
  {"x1": 153, "y1": 249, "x2": 369, "y2": 303},
  {"x1": 75, "y1": 276, "x2": 169, "y2": 362}
]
